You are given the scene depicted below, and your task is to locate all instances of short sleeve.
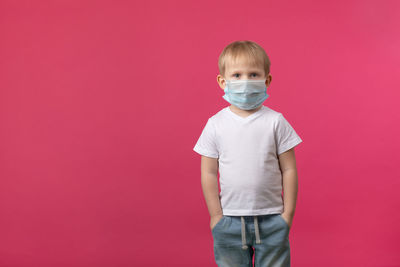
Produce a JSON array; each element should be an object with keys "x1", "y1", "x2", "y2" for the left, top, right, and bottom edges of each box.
[
  {"x1": 193, "y1": 118, "x2": 219, "y2": 158},
  {"x1": 275, "y1": 113, "x2": 303, "y2": 155}
]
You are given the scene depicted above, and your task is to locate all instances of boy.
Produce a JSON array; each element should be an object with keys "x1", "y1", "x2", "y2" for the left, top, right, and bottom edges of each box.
[{"x1": 193, "y1": 40, "x2": 303, "y2": 267}]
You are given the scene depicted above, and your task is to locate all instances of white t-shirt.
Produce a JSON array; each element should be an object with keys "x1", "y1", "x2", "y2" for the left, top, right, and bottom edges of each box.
[{"x1": 193, "y1": 105, "x2": 303, "y2": 216}]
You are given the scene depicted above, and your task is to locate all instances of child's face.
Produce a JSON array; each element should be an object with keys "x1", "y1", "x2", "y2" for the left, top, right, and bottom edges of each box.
[{"x1": 217, "y1": 56, "x2": 272, "y2": 90}]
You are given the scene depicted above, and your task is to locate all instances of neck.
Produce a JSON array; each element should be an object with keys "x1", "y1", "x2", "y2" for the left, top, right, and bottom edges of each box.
[{"x1": 229, "y1": 105, "x2": 262, "y2": 115}]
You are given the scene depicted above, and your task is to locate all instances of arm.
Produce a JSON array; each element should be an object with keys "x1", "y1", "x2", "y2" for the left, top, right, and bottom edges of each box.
[
  {"x1": 200, "y1": 155, "x2": 223, "y2": 229},
  {"x1": 278, "y1": 147, "x2": 299, "y2": 229}
]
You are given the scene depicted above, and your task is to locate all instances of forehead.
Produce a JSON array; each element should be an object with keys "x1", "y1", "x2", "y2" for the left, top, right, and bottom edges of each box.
[{"x1": 225, "y1": 55, "x2": 264, "y2": 73}]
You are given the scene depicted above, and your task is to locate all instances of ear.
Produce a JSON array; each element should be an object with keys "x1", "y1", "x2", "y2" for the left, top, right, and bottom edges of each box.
[
  {"x1": 265, "y1": 73, "x2": 272, "y2": 87},
  {"x1": 217, "y1": 74, "x2": 226, "y2": 90}
]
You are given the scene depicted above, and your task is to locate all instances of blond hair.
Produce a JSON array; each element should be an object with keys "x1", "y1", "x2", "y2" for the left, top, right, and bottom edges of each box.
[{"x1": 218, "y1": 40, "x2": 271, "y2": 78}]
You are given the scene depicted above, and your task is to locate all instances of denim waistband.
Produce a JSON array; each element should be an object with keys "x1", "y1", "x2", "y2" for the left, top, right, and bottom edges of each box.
[{"x1": 229, "y1": 214, "x2": 278, "y2": 223}]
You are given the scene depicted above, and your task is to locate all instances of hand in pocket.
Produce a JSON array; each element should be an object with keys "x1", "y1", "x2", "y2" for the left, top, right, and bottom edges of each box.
[{"x1": 210, "y1": 215, "x2": 224, "y2": 231}]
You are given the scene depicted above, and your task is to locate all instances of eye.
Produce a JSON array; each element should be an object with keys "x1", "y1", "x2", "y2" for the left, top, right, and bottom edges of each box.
[
  {"x1": 250, "y1": 73, "x2": 258, "y2": 77},
  {"x1": 233, "y1": 73, "x2": 240, "y2": 78}
]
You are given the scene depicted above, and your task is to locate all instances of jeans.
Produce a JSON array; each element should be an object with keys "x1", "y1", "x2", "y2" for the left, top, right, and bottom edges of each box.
[{"x1": 211, "y1": 214, "x2": 290, "y2": 267}]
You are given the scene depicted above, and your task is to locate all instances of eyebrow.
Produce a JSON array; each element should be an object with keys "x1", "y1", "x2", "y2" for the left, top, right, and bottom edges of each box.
[{"x1": 230, "y1": 70, "x2": 262, "y2": 74}]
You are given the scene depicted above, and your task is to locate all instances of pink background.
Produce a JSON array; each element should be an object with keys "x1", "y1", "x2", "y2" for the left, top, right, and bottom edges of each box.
[{"x1": 1, "y1": 0, "x2": 399, "y2": 266}]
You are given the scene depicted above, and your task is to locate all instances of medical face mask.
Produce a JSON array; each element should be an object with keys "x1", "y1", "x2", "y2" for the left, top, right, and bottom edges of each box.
[{"x1": 222, "y1": 79, "x2": 269, "y2": 110}]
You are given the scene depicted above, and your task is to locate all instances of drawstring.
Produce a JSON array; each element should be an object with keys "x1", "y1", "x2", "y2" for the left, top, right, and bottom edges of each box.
[
  {"x1": 254, "y1": 216, "x2": 261, "y2": 244},
  {"x1": 240, "y1": 216, "x2": 262, "y2": 250},
  {"x1": 241, "y1": 217, "x2": 248, "y2": 250}
]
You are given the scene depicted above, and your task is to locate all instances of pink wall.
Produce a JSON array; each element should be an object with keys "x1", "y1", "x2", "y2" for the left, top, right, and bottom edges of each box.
[{"x1": 1, "y1": 0, "x2": 399, "y2": 266}]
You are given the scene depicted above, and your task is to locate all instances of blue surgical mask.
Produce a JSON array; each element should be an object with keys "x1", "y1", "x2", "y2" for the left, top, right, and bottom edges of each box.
[{"x1": 222, "y1": 79, "x2": 269, "y2": 110}]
